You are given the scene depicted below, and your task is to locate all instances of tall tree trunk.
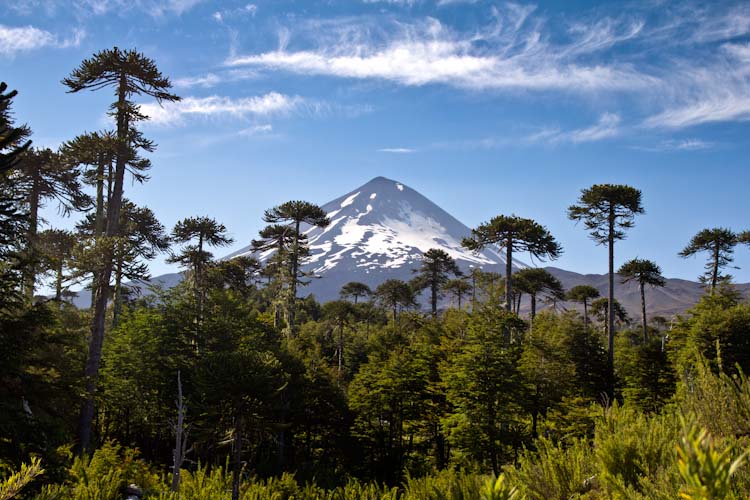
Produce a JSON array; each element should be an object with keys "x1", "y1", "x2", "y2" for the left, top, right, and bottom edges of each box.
[
  {"x1": 338, "y1": 323, "x2": 344, "y2": 373},
  {"x1": 78, "y1": 71, "x2": 129, "y2": 454},
  {"x1": 505, "y1": 239, "x2": 512, "y2": 312},
  {"x1": 640, "y1": 282, "x2": 648, "y2": 342},
  {"x1": 90, "y1": 159, "x2": 106, "y2": 310},
  {"x1": 24, "y1": 169, "x2": 40, "y2": 302},
  {"x1": 232, "y1": 413, "x2": 242, "y2": 500},
  {"x1": 530, "y1": 294, "x2": 537, "y2": 330},
  {"x1": 286, "y1": 220, "x2": 301, "y2": 335},
  {"x1": 55, "y1": 261, "x2": 63, "y2": 306},
  {"x1": 583, "y1": 299, "x2": 589, "y2": 334},
  {"x1": 711, "y1": 242, "x2": 720, "y2": 294},
  {"x1": 172, "y1": 371, "x2": 187, "y2": 492},
  {"x1": 431, "y1": 280, "x2": 438, "y2": 317},
  {"x1": 607, "y1": 210, "x2": 615, "y2": 399},
  {"x1": 112, "y1": 253, "x2": 123, "y2": 328}
]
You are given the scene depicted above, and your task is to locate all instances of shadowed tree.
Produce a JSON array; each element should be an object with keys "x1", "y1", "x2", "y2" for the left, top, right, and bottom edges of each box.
[
  {"x1": 591, "y1": 297, "x2": 629, "y2": 336},
  {"x1": 340, "y1": 281, "x2": 372, "y2": 305},
  {"x1": 252, "y1": 223, "x2": 299, "y2": 330},
  {"x1": 411, "y1": 248, "x2": 462, "y2": 316},
  {"x1": 37, "y1": 229, "x2": 76, "y2": 305},
  {"x1": 0, "y1": 82, "x2": 31, "y2": 312},
  {"x1": 462, "y1": 215, "x2": 562, "y2": 313},
  {"x1": 568, "y1": 184, "x2": 643, "y2": 397},
  {"x1": 375, "y1": 279, "x2": 417, "y2": 323},
  {"x1": 322, "y1": 300, "x2": 356, "y2": 373},
  {"x1": 443, "y1": 277, "x2": 471, "y2": 309},
  {"x1": 0, "y1": 82, "x2": 31, "y2": 175},
  {"x1": 64, "y1": 46, "x2": 179, "y2": 454},
  {"x1": 168, "y1": 216, "x2": 233, "y2": 341},
  {"x1": 678, "y1": 228, "x2": 747, "y2": 295},
  {"x1": 168, "y1": 216, "x2": 233, "y2": 292},
  {"x1": 566, "y1": 285, "x2": 600, "y2": 334},
  {"x1": 513, "y1": 267, "x2": 565, "y2": 328},
  {"x1": 205, "y1": 255, "x2": 261, "y2": 299},
  {"x1": 262, "y1": 201, "x2": 329, "y2": 333},
  {"x1": 17, "y1": 147, "x2": 91, "y2": 300},
  {"x1": 618, "y1": 258, "x2": 666, "y2": 342}
]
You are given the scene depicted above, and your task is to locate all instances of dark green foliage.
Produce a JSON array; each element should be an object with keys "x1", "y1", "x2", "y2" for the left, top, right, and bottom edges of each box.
[
  {"x1": 410, "y1": 248, "x2": 461, "y2": 316},
  {"x1": 679, "y1": 228, "x2": 748, "y2": 294},
  {"x1": 463, "y1": 214, "x2": 562, "y2": 312},
  {"x1": 374, "y1": 279, "x2": 417, "y2": 323},
  {"x1": 0, "y1": 82, "x2": 31, "y2": 175},
  {"x1": 568, "y1": 183, "x2": 644, "y2": 398},
  {"x1": 339, "y1": 281, "x2": 372, "y2": 304},
  {"x1": 618, "y1": 258, "x2": 666, "y2": 341},
  {"x1": 512, "y1": 268, "x2": 564, "y2": 322}
]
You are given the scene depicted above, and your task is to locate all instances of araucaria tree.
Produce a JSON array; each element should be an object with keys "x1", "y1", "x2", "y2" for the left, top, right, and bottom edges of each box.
[
  {"x1": 678, "y1": 228, "x2": 747, "y2": 294},
  {"x1": 566, "y1": 285, "x2": 600, "y2": 333},
  {"x1": 411, "y1": 248, "x2": 462, "y2": 316},
  {"x1": 375, "y1": 279, "x2": 416, "y2": 323},
  {"x1": 568, "y1": 184, "x2": 643, "y2": 396},
  {"x1": 261, "y1": 201, "x2": 329, "y2": 333},
  {"x1": 0, "y1": 82, "x2": 31, "y2": 175},
  {"x1": 63, "y1": 46, "x2": 180, "y2": 454},
  {"x1": 618, "y1": 258, "x2": 665, "y2": 342},
  {"x1": 462, "y1": 215, "x2": 562, "y2": 312},
  {"x1": 17, "y1": 147, "x2": 90, "y2": 300},
  {"x1": 512, "y1": 267, "x2": 565, "y2": 327},
  {"x1": 340, "y1": 281, "x2": 372, "y2": 304}
]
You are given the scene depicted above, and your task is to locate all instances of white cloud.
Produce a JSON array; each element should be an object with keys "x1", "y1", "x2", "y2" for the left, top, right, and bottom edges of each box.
[
  {"x1": 0, "y1": 24, "x2": 84, "y2": 57},
  {"x1": 173, "y1": 73, "x2": 222, "y2": 88},
  {"x1": 633, "y1": 138, "x2": 714, "y2": 152},
  {"x1": 139, "y1": 93, "x2": 303, "y2": 126},
  {"x1": 378, "y1": 147, "x2": 416, "y2": 153},
  {"x1": 238, "y1": 124, "x2": 273, "y2": 136},
  {"x1": 69, "y1": 0, "x2": 205, "y2": 17},
  {"x1": 643, "y1": 44, "x2": 750, "y2": 129},
  {"x1": 527, "y1": 113, "x2": 621, "y2": 145},
  {"x1": 225, "y1": 15, "x2": 654, "y2": 92}
]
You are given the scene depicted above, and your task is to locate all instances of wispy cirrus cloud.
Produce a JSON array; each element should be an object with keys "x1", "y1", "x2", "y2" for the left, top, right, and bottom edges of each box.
[
  {"x1": 632, "y1": 138, "x2": 715, "y2": 152},
  {"x1": 139, "y1": 93, "x2": 303, "y2": 126},
  {"x1": 378, "y1": 147, "x2": 416, "y2": 153},
  {"x1": 225, "y1": 11, "x2": 653, "y2": 92},
  {"x1": 0, "y1": 24, "x2": 84, "y2": 57},
  {"x1": 527, "y1": 113, "x2": 621, "y2": 145},
  {"x1": 643, "y1": 42, "x2": 750, "y2": 129},
  {"x1": 9, "y1": 0, "x2": 207, "y2": 17}
]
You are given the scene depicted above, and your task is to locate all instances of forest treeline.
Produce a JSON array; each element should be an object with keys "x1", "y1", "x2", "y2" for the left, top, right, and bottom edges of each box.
[{"x1": 3, "y1": 48, "x2": 750, "y2": 500}]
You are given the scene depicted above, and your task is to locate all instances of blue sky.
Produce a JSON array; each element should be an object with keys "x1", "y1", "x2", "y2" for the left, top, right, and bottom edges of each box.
[{"x1": 2, "y1": 0, "x2": 750, "y2": 282}]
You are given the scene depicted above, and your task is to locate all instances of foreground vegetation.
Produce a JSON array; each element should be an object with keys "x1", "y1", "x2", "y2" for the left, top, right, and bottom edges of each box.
[{"x1": 3, "y1": 47, "x2": 750, "y2": 499}]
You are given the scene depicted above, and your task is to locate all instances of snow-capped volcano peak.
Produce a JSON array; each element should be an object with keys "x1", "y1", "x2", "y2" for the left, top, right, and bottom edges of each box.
[
  {"x1": 228, "y1": 176, "x2": 513, "y2": 301},
  {"x1": 304, "y1": 176, "x2": 506, "y2": 273}
]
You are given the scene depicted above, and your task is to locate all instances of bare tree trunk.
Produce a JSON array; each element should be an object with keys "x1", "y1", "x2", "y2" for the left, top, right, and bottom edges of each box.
[
  {"x1": 607, "y1": 210, "x2": 615, "y2": 399},
  {"x1": 171, "y1": 371, "x2": 188, "y2": 492},
  {"x1": 640, "y1": 282, "x2": 648, "y2": 342},
  {"x1": 505, "y1": 239, "x2": 512, "y2": 312},
  {"x1": 711, "y1": 243, "x2": 720, "y2": 294},
  {"x1": 232, "y1": 414, "x2": 242, "y2": 500},
  {"x1": 78, "y1": 72, "x2": 129, "y2": 455},
  {"x1": 583, "y1": 299, "x2": 589, "y2": 334}
]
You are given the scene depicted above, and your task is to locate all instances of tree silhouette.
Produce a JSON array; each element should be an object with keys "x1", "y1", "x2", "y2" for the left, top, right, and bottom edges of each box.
[
  {"x1": 261, "y1": 200, "x2": 329, "y2": 333},
  {"x1": 411, "y1": 248, "x2": 462, "y2": 316},
  {"x1": 513, "y1": 267, "x2": 565, "y2": 327},
  {"x1": 566, "y1": 285, "x2": 600, "y2": 334},
  {"x1": 375, "y1": 279, "x2": 416, "y2": 323},
  {"x1": 37, "y1": 229, "x2": 76, "y2": 305},
  {"x1": 568, "y1": 183, "x2": 643, "y2": 397},
  {"x1": 64, "y1": 46, "x2": 179, "y2": 454},
  {"x1": 340, "y1": 281, "x2": 372, "y2": 304},
  {"x1": 443, "y1": 278, "x2": 471, "y2": 309},
  {"x1": 463, "y1": 215, "x2": 561, "y2": 313},
  {"x1": 17, "y1": 148, "x2": 91, "y2": 300},
  {"x1": 618, "y1": 258, "x2": 666, "y2": 342},
  {"x1": 679, "y1": 228, "x2": 747, "y2": 294},
  {"x1": 0, "y1": 82, "x2": 31, "y2": 175},
  {"x1": 322, "y1": 300, "x2": 356, "y2": 373}
]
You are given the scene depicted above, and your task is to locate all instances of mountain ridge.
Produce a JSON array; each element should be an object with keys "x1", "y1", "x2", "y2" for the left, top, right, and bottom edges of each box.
[{"x1": 69, "y1": 176, "x2": 749, "y2": 317}]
